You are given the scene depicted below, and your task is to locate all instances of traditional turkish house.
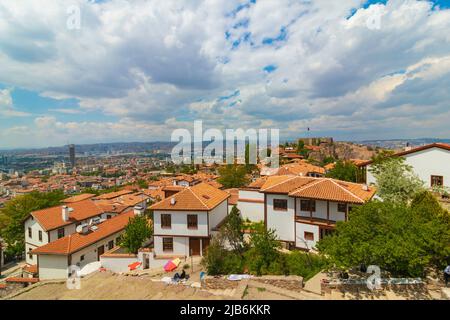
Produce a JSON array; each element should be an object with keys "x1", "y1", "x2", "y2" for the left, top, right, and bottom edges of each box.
[
  {"x1": 150, "y1": 183, "x2": 230, "y2": 257},
  {"x1": 258, "y1": 176, "x2": 376, "y2": 250},
  {"x1": 358, "y1": 143, "x2": 450, "y2": 189},
  {"x1": 31, "y1": 210, "x2": 140, "y2": 280}
]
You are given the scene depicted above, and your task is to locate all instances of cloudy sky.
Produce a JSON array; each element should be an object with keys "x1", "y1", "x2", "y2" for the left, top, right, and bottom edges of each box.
[{"x1": 0, "y1": 0, "x2": 449, "y2": 149}]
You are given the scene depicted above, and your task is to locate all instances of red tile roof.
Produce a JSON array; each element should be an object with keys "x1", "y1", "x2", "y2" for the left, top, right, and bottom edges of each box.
[
  {"x1": 31, "y1": 200, "x2": 104, "y2": 231},
  {"x1": 32, "y1": 211, "x2": 135, "y2": 256},
  {"x1": 63, "y1": 193, "x2": 96, "y2": 203},
  {"x1": 150, "y1": 183, "x2": 230, "y2": 211},
  {"x1": 261, "y1": 176, "x2": 376, "y2": 204}
]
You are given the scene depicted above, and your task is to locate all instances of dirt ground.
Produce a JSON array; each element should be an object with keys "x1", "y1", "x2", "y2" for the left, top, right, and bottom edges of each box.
[{"x1": 7, "y1": 269, "x2": 446, "y2": 300}]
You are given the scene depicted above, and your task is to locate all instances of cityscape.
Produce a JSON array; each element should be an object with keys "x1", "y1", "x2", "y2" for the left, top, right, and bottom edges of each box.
[{"x1": 0, "y1": 0, "x2": 450, "y2": 311}]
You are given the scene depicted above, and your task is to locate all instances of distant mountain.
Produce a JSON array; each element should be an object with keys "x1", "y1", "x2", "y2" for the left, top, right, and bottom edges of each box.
[
  {"x1": 0, "y1": 141, "x2": 176, "y2": 156},
  {"x1": 354, "y1": 138, "x2": 450, "y2": 150}
]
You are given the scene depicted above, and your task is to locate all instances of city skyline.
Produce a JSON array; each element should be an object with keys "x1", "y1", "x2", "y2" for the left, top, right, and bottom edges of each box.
[{"x1": 1, "y1": 0, "x2": 450, "y2": 149}]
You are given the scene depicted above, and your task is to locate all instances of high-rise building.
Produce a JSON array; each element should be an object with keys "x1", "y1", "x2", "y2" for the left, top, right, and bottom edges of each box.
[{"x1": 69, "y1": 144, "x2": 76, "y2": 168}]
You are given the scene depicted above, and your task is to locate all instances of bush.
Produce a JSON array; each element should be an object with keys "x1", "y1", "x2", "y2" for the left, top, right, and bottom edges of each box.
[{"x1": 285, "y1": 251, "x2": 328, "y2": 281}]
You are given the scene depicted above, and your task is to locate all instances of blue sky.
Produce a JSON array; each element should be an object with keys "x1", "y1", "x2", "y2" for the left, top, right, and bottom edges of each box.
[{"x1": 0, "y1": 0, "x2": 450, "y2": 148}]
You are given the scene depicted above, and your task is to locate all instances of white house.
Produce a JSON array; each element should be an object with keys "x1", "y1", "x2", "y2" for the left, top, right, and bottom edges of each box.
[
  {"x1": 31, "y1": 210, "x2": 138, "y2": 280},
  {"x1": 24, "y1": 199, "x2": 105, "y2": 266},
  {"x1": 150, "y1": 183, "x2": 229, "y2": 257},
  {"x1": 236, "y1": 178, "x2": 266, "y2": 222},
  {"x1": 259, "y1": 176, "x2": 376, "y2": 250},
  {"x1": 359, "y1": 143, "x2": 450, "y2": 189}
]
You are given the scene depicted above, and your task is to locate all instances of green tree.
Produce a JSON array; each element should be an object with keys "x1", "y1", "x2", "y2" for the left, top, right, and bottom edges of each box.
[
  {"x1": 245, "y1": 225, "x2": 281, "y2": 276},
  {"x1": 0, "y1": 190, "x2": 66, "y2": 256},
  {"x1": 217, "y1": 164, "x2": 249, "y2": 188},
  {"x1": 120, "y1": 215, "x2": 152, "y2": 254},
  {"x1": 317, "y1": 196, "x2": 450, "y2": 277},
  {"x1": 371, "y1": 157, "x2": 424, "y2": 203},
  {"x1": 326, "y1": 160, "x2": 358, "y2": 182},
  {"x1": 137, "y1": 179, "x2": 149, "y2": 189},
  {"x1": 220, "y1": 206, "x2": 246, "y2": 255}
]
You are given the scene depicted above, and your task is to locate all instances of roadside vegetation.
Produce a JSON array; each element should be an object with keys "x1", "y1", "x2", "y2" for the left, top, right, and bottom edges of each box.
[{"x1": 119, "y1": 214, "x2": 153, "y2": 254}]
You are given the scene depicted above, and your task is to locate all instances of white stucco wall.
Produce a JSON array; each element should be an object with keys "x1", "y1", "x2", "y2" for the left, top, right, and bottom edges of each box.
[
  {"x1": 153, "y1": 236, "x2": 190, "y2": 256},
  {"x1": 208, "y1": 200, "x2": 228, "y2": 231},
  {"x1": 153, "y1": 210, "x2": 209, "y2": 237},
  {"x1": 24, "y1": 217, "x2": 48, "y2": 265},
  {"x1": 237, "y1": 190, "x2": 264, "y2": 222},
  {"x1": 266, "y1": 194, "x2": 295, "y2": 242},
  {"x1": 100, "y1": 256, "x2": 138, "y2": 273},
  {"x1": 38, "y1": 255, "x2": 69, "y2": 280},
  {"x1": 366, "y1": 147, "x2": 450, "y2": 188},
  {"x1": 296, "y1": 199, "x2": 346, "y2": 222},
  {"x1": 295, "y1": 223, "x2": 319, "y2": 250}
]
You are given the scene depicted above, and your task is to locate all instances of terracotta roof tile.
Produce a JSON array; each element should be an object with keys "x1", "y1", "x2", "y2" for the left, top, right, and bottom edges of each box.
[
  {"x1": 31, "y1": 200, "x2": 104, "y2": 231},
  {"x1": 261, "y1": 176, "x2": 376, "y2": 204},
  {"x1": 32, "y1": 211, "x2": 136, "y2": 255},
  {"x1": 63, "y1": 193, "x2": 96, "y2": 203},
  {"x1": 94, "y1": 189, "x2": 133, "y2": 200},
  {"x1": 150, "y1": 183, "x2": 229, "y2": 211}
]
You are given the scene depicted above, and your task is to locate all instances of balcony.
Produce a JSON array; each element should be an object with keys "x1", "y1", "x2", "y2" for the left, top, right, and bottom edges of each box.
[{"x1": 296, "y1": 216, "x2": 337, "y2": 227}]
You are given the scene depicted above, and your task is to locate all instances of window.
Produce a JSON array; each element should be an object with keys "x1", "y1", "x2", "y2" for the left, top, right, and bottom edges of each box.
[
  {"x1": 28, "y1": 248, "x2": 33, "y2": 260},
  {"x1": 187, "y1": 215, "x2": 198, "y2": 229},
  {"x1": 337, "y1": 203, "x2": 347, "y2": 213},
  {"x1": 304, "y1": 232, "x2": 314, "y2": 241},
  {"x1": 38, "y1": 230, "x2": 43, "y2": 242},
  {"x1": 431, "y1": 175, "x2": 444, "y2": 187},
  {"x1": 106, "y1": 215, "x2": 112, "y2": 219},
  {"x1": 28, "y1": 227, "x2": 32, "y2": 238},
  {"x1": 108, "y1": 240, "x2": 114, "y2": 250},
  {"x1": 320, "y1": 228, "x2": 334, "y2": 239},
  {"x1": 300, "y1": 200, "x2": 316, "y2": 212},
  {"x1": 273, "y1": 199, "x2": 288, "y2": 211},
  {"x1": 161, "y1": 214, "x2": 171, "y2": 229},
  {"x1": 57, "y1": 228, "x2": 65, "y2": 239},
  {"x1": 80, "y1": 255, "x2": 85, "y2": 261},
  {"x1": 162, "y1": 238, "x2": 173, "y2": 252}
]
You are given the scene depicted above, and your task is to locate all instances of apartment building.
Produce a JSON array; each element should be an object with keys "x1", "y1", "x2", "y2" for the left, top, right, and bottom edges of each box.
[{"x1": 150, "y1": 183, "x2": 229, "y2": 257}]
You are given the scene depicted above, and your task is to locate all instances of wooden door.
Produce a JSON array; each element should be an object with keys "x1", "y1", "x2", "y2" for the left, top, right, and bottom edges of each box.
[
  {"x1": 97, "y1": 245, "x2": 105, "y2": 260},
  {"x1": 189, "y1": 238, "x2": 201, "y2": 256},
  {"x1": 202, "y1": 238, "x2": 210, "y2": 255}
]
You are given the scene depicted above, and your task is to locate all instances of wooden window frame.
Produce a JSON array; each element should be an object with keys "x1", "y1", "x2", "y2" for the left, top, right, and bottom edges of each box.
[
  {"x1": 28, "y1": 227, "x2": 32, "y2": 238},
  {"x1": 431, "y1": 175, "x2": 444, "y2": 187},
  {"x1": 300, "y1": 199, "x2": 316, "y2": 212},
  {"x1": 161, "y1": 214, "x2": 172, "y2": 229},
  {"x1": 304, "y1": 231, "x2": 314, "y2": 241},
  {"x1": 337, "y1": 203, "x2": 347, "y2": 213},
  {"x1": 273, "y1": 199, "x2": 288, "y2": 211},
  {"x1": 162, "y1": 237, "x2": 173, "y2": 252},
  {"x1": 57, "y1": 228, "x2": 65, "y2": 239},
  {"x1": 38, "y1": 230, "x2": 43, "y2": 242},
  {"x1": 187, "y1": 214, "x2": 198, "y2": 229}
]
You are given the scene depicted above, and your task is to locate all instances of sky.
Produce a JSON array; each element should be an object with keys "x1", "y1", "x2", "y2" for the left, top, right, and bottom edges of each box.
[{"x1": 0, "y1": 0, "x2": 450, "y2": 149}]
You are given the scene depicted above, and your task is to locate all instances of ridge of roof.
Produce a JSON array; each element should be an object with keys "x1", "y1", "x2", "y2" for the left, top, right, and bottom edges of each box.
[{"x1": 329, "y1": 179, "x2": 364, "y2": 203}]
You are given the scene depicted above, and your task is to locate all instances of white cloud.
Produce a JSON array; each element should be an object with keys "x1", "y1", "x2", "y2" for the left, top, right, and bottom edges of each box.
[
  {"x1": 0, "y1": 88, "x2": 30, "y2": 117},
  {"x1": 0, "y1": 0, "x2": 450, "y2": 148}
]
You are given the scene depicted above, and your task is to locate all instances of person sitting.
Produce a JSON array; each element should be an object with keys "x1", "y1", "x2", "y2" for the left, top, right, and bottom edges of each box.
[{"x1": 444, "y1": 265, "x2": 450, "y2": 287}]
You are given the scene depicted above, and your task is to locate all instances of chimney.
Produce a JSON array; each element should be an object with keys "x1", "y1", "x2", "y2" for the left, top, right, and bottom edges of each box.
[
  {"x1": 362, "y1": 184, "x2": 369, "y2": 191},
  {"x1": 62, "y1": 205, "x2": 70, "y2": 222},
  {"x1": 134, "y1": 205, "x2": 144, "y2": 216}
]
